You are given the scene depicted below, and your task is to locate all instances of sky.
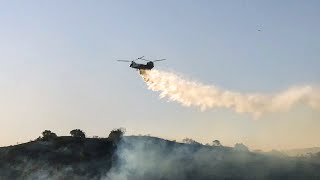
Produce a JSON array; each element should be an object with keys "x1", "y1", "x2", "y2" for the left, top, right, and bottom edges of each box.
[{"x1": 0, "y1": 1, "x2": 319, "y2": 150}]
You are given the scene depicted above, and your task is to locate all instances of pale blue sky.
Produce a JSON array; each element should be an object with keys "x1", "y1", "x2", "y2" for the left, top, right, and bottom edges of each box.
[{"x1": 0, "y1": 1, "x2": 319, "y2": 149}]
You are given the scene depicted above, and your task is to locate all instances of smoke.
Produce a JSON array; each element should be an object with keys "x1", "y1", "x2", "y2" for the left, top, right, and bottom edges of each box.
[
  {"x1": 104, "y1": 136, "x2": 320, "y2": 180},
  {"x1": 139, "y1": 69, "x2": 320, "y2": 117},
  {"x1": 105, "y1": 137, "x2": 239, "y2": 180},
  {"x1": 3, "y1": 136, "x2": 320, "y2": 179}
]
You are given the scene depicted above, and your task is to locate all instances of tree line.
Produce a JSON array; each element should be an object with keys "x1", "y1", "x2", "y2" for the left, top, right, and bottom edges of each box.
[{"x1": 36, "y1": 128, "x2": 126, "y2": 143}]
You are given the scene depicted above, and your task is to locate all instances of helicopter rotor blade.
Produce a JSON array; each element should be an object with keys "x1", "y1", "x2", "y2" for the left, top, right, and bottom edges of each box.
[
  {"x1": 152, "y1": 59, "x2": 166, "y2": 62},
  {"x1": 141, "y1": 58, "x2": 166, "y2": 62},
  {"x1": 117, "y1": 60, "x2": 131, "y2": 62},
  {"x1": 135, "y1": 56, "x2": 145, "y2": 61}
]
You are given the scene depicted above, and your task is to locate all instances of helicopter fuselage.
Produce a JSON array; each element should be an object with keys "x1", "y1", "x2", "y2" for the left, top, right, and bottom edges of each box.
[{"x1": 130, "y1": 61, "x2": 154, "y2": 70}]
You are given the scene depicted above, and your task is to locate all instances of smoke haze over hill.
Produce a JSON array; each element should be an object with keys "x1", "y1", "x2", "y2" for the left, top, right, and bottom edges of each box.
[{"x1": 2, "y1": 135, "x2": 319, "y2": 180}]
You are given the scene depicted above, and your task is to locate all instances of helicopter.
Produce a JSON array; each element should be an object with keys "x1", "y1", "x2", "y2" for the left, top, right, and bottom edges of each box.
[{"x1": 117, "y1": 56, "x2": 166, "y2": 70}]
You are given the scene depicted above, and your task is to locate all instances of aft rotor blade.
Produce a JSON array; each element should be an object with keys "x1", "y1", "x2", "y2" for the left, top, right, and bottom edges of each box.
[
  {"x1": 135, "y1": 56, "x2": 145, "y2": 60},
  {"x1": 117, "y1": 60, "x2": 131, "y2": 62},
  {"x1": 153, "y1": 59, "x2": 166, "y2": 62}
]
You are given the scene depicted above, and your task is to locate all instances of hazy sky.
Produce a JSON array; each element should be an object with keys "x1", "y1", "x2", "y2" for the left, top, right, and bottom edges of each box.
[{"x1": 1, "y1": 1, "x2": 319, "y2": 150}]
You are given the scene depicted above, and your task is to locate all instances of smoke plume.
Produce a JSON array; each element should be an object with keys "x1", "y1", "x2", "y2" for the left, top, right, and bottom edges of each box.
[
  {"x1": 105, "y1": 136, "x2": 320, "y2": 180},
  {"x1": 139, "y1": 69, "x2": 320, "y2": 117}
]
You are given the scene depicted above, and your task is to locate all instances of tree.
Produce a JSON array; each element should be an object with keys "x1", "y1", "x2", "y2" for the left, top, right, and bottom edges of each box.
[
  {"x1": 70, "y1": 129, "x2": 86, "y2": 138},
  {"x1": 212, "y1": 140, "x2": 221, "y2": 146},
  {"x1": 182, "y1": 138, "x2": 201, "y2": 145},
  {"x1": 234, "y1": 143, "x2": 249, "y2": 152},
  {"x1": 108, "y1": 128, "x2": 126, "y2": 144},
  {"x1": 41, "y1": 130, "x2": 57, "y2": 141}
]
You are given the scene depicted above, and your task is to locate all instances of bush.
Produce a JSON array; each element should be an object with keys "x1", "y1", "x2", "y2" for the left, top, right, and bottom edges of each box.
[
  {"x1": 212, "y1": 140, "x2": 222, "y2": 146},
  {"x1": 70, "y1": 129, "x2": 86, "y2": 138},
  {"x1": 234, "y1": 143, "x2": 249, "y2": 152},
  {"x1": 108, "y1": 128, "x2": 126, "y2": 144},
  {"x1": 41, "y1": 130, "x2": 57, "y2": 141},
  {"x1": 182, "y1": 138, "x2": 201, "y2": 145}
]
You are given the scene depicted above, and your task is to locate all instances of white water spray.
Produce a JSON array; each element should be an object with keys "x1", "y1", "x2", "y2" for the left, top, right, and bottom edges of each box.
[{"x1": 140, "y1": 69, "x2": 320, "y2": 117}]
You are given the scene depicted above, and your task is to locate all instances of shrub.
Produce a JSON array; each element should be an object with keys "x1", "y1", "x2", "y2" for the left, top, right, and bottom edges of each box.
[
  {"x1": 70, "y1": 129, "x2": 86, "y2": 138},
  {"x1": 41, "y1": 130, "x2": 57, "y2": 141},
  {"x1": 182, "y1": 138, "x2": 201, "y2": 145},
  {"x1": 234, "y1": 143, "x2": 249, "y2": 152},
  {"x1": 212, "y1": 140, "x2": 222, "y2": 146},
  {"x1": 108, "y1": 128, "x2": 126, "y2": 144}
]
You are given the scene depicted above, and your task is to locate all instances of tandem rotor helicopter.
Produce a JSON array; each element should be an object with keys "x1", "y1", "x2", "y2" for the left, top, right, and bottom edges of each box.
[{"x1": 117, "y1": 56, "x2": 166, "y2": 70}]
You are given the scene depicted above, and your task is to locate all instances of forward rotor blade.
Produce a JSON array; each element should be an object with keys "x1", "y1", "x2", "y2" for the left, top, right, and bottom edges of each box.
[
  {"x1": 135, "y1": 56, "x2": 145, "y2": 60},
  {"x1": 152, "y1": 59, "x2": 166, "y2": 62},
  {"x1": 117, "y1": 60, "x2": 131, "y2": 62},
  {"x1": 141, "y1": 58, "x2": 166, "y2": 62}
]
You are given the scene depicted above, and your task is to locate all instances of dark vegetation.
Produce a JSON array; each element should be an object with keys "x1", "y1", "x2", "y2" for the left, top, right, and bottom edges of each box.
[
  {"x1": 0, "y1": 129, "x2": 125, "y2": 180},
  {"x1": 70, "y1": 129, "x2": 86, "y2": 139},
  {"x1": 0, "y1": 129, "x2": 320, "y2": 180}
]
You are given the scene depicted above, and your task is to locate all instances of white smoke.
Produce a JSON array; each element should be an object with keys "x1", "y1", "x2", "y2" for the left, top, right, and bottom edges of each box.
[{"x1": 139, "y1": 69, "x2": 320, "y2": 117}]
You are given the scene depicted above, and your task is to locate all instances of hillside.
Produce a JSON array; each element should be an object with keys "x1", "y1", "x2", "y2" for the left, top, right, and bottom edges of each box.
[
  {"x1": 1, "y1": 135, "x2": 320, "y2": 180},
  {"x1": 282, "y1": 147, "x2": 320, "y2": 157},
  {"x1": 0, "y1": 136, "x2": 114, "y2": 179}
]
